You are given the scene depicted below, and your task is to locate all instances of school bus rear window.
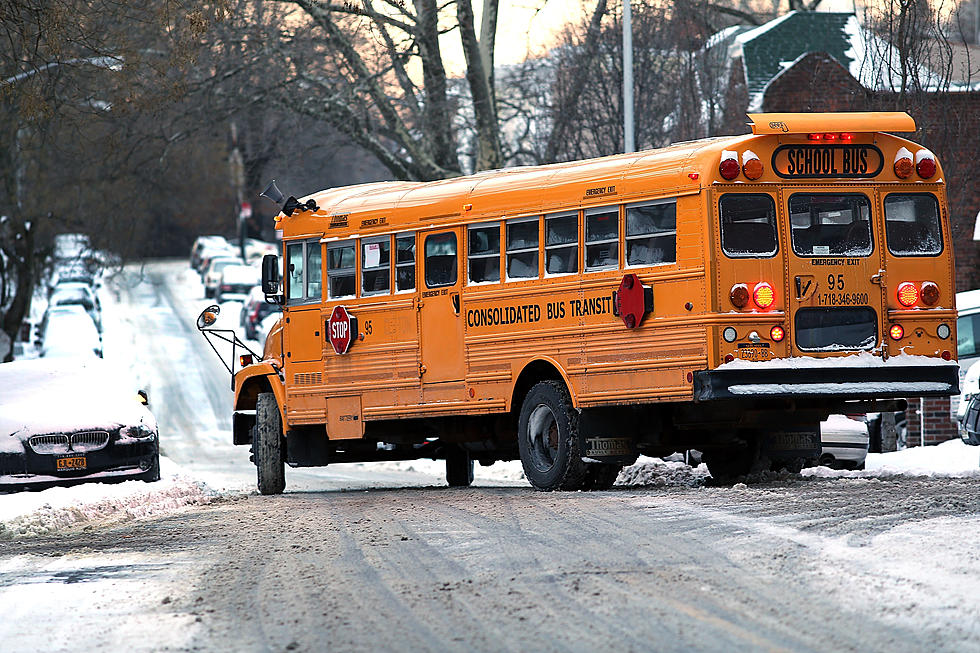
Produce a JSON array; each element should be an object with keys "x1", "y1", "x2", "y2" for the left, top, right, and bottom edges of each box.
[
  {"x1": 789, "y1": 194, "x2": 872, "y2": 257},
  {"x1": 719, "y1": 194, "x2": 777, "y2": 257},
  {"x1": 883, "y1": 193, "x2": 943, "y2": 256}
]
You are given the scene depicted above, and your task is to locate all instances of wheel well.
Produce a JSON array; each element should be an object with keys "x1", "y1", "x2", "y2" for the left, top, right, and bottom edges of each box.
[
  {"x1": 511, "y1": 360, "x2": 567, "y2": 413},
  {"x1": 236, "y1": 376, "x2": 272, "y2": 411}
]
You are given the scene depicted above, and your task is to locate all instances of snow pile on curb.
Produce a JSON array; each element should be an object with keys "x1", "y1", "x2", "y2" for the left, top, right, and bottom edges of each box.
[
  {"x1": 615, "y1": 456, "x2": 710, "y2": 487},
  {"x1": 804, "y1": 438, "x2": 980, "y2": 479},
  {"x1": 0, "y1": 457, "x2": 219, "y2": 539}
]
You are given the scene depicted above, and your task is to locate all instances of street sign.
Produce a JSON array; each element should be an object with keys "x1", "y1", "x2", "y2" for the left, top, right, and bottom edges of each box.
[
  {"x1": 239, "y1": 201, "x2": 252, "y2": 220},
  {"x1": 328, "y1": 305, "x2": 356, "y2": 354}
]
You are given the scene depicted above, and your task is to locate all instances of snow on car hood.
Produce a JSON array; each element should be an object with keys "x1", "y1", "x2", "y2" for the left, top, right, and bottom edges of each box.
[{"x1": 0, "y1": 358, "x2": 157, "y2": 452}]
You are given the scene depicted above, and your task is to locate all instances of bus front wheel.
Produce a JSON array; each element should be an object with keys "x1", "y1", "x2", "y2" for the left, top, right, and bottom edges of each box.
[
  {"x1": 254, "y1": 392, "x2": 285, "y2": 495},
  {"x1": 518, "y1": 381, "x2": 587, "y2": 491}
]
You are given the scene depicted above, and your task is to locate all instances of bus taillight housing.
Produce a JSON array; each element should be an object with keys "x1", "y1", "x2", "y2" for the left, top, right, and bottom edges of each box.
[
  {"x1": 897, "y1": 282, "x2": 919, "y2": 307},
  {"x1": 753, "y1": 282, "x2": 775, "y2": 310}
]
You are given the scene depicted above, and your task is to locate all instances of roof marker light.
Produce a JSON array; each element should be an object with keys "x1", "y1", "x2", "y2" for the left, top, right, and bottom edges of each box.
[
  {"x1": 894, "y1": 147, "x2": 914, "y2": 179},
  {"x1": 823, "y1": 133, "x2": 837, "y2": 141},
  {"x1": 839, "y1": 132, "x2": 855, "y2": 142},
  {"x1": 808, "y1": 133, "x2": 822, "y2": 141}
]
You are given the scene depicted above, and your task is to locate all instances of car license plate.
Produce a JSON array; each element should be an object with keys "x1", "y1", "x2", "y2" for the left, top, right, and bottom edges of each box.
[
  {"x1": 56, "y1": 455, "x2": 87, "y2": 471},
  {"x1": 736, "y1": 346, "x2": 773, "y2": 362}
]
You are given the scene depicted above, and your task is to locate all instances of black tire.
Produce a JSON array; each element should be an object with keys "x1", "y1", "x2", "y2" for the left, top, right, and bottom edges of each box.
[
  {"x1": 446, "y1": 448, "x2": 474, "y2": 487},
  {"x1": 255, "y1": 392, "x2": 285, "y2": 495},
  {"x1": 139, "y1": 453, "x2": 161, "y2": 483},
  {"x1": 518, "y1": 381, "x2": 587, "y2": 491},
  {"x1": 581, "y1": 464, "x2": 621, "y2": 490}
]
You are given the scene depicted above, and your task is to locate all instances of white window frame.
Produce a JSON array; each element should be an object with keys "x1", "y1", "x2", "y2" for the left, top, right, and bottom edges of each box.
[
  {"x1": 361, "y1": 235, "x2": 391, "y2": 297},
  {"x1": 584, "y1": 206, "x2": 619, "y2": 272},
  {"x1": 625, "y1": 198, "x2": 677, "y2": 269},
  {"x1": 467, "y1": 221, "x2": 501, "y2": 285},
  {"x1": 327, "y1": 239, "x2": 356, "y2": 300},
  {"x1": 505, "y1": 216, "x2": 540, "y2": 281}
]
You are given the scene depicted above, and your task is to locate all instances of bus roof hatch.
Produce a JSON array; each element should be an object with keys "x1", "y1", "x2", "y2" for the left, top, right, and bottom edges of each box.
[{"x1": 746, "y1": 112, "x2": 915, "y2": 135}]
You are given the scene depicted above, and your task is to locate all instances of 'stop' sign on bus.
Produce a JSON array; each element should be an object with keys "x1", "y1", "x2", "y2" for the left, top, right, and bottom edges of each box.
[{"x1": 771, "y1": 144, "x2": 883, "y2": 179}]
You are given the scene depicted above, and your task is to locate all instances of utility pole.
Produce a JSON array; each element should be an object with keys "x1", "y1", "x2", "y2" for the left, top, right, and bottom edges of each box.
[
  {"x1": 623, "y1": 0, "x2": 635, "y2": 153},
  {"x1": 229, "y1": 122, "x2": 248, "y2": 261}
]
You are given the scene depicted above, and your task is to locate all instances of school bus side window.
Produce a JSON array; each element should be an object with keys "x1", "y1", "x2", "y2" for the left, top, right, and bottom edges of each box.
[
  {"x1": 425, "y1": 232, "x2": 457, "y2": 288},
  {"x1": 626, "y1": 199, "x2": 676, "y2": 266},
  {"x1": 585, "y1": 207, "x2": 618, "y2": 271},
  {"x1": 306, "y1": 242, "x2": 322, "y2": 300},
  {"x1": 546, "y1": 212, "x2": 578, "y2": 275},
  {"x1": 362, "y1": 236, "x2": 391, "y2": 295},
  {"x1": 286, "y1": 242, "x2": 304, "y2": 302},
  {"x1": 719, "y1": 194, "x2": 778, "y2": 258},
  {"x1": 468, "y1": 223, "x2": 500, "y2": 283},
  {"x1": 328, "y1": 241, "x2": 355, "y2": 299},
  {"x1": 507, "y1": 217, "x2": 539, "y2": 279},
  {"x1": 395, "y1": 234, "x2": 415, "y2": 291}
]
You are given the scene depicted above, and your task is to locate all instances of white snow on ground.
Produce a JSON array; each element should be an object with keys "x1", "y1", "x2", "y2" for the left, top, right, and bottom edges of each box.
[
  {"x1": 0, "y1": 457, "x2": 216, "y2": 538},
  {"x1": 805, "y1": 437, "x2": 980, "y2": 478},
  {"x1": 351, "y1": 459, "x2": 528, "y2": 483}
]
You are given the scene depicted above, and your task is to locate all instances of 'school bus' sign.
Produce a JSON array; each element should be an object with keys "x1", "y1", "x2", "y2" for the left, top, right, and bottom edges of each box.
[{"x1": 772, "y1": 144, "x2": 883, "y2": 179}]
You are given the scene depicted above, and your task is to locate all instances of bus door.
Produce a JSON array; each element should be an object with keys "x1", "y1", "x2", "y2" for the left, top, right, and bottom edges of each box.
[
  {"x1": 782, "y1": 188, "x2": 885, "y2": 354},
  {"x1": 283, "y1": 238, "x2": 324, "y2": 364},
  {"x1": 419, "y1": 229, "x2": 464, "y2": 383}
]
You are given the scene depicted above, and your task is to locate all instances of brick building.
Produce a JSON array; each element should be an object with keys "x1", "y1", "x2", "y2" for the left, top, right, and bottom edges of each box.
[{"x1": 712, "y1": 11, "x2": 980, "y2": 445}]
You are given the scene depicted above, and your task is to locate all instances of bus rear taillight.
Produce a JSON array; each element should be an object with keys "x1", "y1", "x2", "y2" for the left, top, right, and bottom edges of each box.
[
  {"x1": 894, "y1": 147, "x2": 914, "y2": 179},
  {"x1": 720, "y1": 151, "x2": 739, "y2": 180},
  {"x1": 897, "y1": 282, "x2": 919, "y2": 307},
  {"x1": 770, "y1": 325, "x2": 785, "y2": 342},
  {"x1": 730, "y1": 284, "x2": 749, "y2": 309},
  {"x1": 916, "y1": 150, "x2": 936, "y2": 179},
  {"x1": 889, "y1": 324, "x2": 905, "y2": 340},
  {"x1": 920, "y1": 282, "x2": 940, "y2": 306},
  {"x1": 753, "y1": 282, "x2": 775, "y2": 309}
]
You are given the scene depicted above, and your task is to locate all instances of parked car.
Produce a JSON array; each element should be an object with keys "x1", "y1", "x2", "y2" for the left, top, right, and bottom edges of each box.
[
  {"x1": 818, "y1": 415, "x2": 869, "y2": 470},
  {"x1": 48, "y1": 281, "x2": 102, "y2": 331},
  {"x1": 952, "y1": 288, "x2": 980, "y2": 418},
  {"x1": 0, "y1": 358, "x2": 160, "y2": 491},
  {"x1": 962, "y1": 394, "x2": 980, "y2": 446},
  {"x1": 40, "y1": 310, "x2": 102, "y2": 359},
  {"x1": 196, "y1": 241, "x2": 238, "y2": 275},
  {"x1": 230, "y1": 238, "x2": 278, "y2": 264},
  {"x1": 190, "y1": 235, "x2": 230, "y2": 270},
  {"x1": 240, "y1": 286, "x2": 282, "y2": 341},
  {"x1": 254, "y1": 312, "x2": 281, "y2": 348},
  {"x1": 202, "y1": 256, "x2": 245, "y2": 298},
  {"x1": 215, "y1": 264, "x2": 261, "y2": 303}
]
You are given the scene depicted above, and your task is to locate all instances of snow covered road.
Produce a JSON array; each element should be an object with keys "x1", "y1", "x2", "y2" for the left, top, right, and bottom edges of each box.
[{"x1": 2, "y1": 259, "x2": 980, "y2": 652}]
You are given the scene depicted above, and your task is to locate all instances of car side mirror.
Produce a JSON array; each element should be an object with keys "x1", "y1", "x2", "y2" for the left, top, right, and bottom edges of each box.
[{"x1": 261, "y1": 254, "x2": 281, "y2": 297}]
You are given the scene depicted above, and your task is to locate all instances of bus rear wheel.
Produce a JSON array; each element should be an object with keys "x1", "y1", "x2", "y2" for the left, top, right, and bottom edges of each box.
[
  {"x1": 518, "y1": 381, "x2": 587, "y2": 491},
  {"x1": 255, "y1": 392, "x2": 285, "y2": 495}
]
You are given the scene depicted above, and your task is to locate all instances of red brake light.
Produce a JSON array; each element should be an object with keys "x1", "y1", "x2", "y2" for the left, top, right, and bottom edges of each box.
[
  {"x1": 753, "y1": 282, "x2": 775, "y2": 310},
  {"x1": 808, "y1": 133, "x2": 822, "y2": 141},
  {"x1": 770, "y1": 325, "x2": 785, "y2": 342},
  {"x1": 719, "y1": 157, "x2": 740, "y2": 180},
  {"x1": 730, "y1": 284, "x2": 749, "y2": 309},
  {"x1": 942, "y1": 350, "x2": 952, "y2": 361},
  {"x1": 823, "y1": 133, "x2": 837, "y2": 141},
  {"x1": 917, "y1": 153, "x2": 936, "y2": 179},
  {"x1": 889, "y1": 324, "x2": 905, "y2": 340},
  {"x1": 920, "y1": 282, "x2": 940, "y2": 306},
  {"x1": 839, "y1": 132, "x2": 855, "y2": 142},
  {"x1": 896, "y1": 282, "x2": 919, "y2": 307}
]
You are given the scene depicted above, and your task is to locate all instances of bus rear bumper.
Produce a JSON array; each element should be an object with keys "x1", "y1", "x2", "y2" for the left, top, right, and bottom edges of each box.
[{"x1": 694, "y1": 363, "x2": 959, "y2": 401}]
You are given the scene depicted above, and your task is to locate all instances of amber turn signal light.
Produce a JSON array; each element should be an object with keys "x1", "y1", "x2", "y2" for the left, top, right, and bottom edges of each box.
[
  {"x1": 889, "y1": 324, "x2": 904, "y2": 340},
  {"x1": 730, "y1": 284, "x2": 749, "y2": 309},
  {"x1": 920, "y1": 282, "x2": 940, "y2": 306}
]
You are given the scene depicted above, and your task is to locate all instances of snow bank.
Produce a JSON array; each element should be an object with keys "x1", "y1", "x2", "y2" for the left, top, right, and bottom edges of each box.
[
  {"x1": 615, "y1": 456, "x2": 710, "y2": 487},
  {"x1": 804, "y1": 438, "x2": 980, "y2": 479},
  {"x1": 0, "y1": 457, "x2": 217, "y2": 539}
]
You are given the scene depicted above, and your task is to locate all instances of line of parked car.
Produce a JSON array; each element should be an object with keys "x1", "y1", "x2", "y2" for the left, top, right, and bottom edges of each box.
[{"x1": 190, "y1": 235, "x2": 281, "y2": 343}]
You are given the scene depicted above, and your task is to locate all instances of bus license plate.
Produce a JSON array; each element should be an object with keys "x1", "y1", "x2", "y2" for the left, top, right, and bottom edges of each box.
[
  {"x1": 56, "y1": 456, "x2": 87, "y2": 471},
  {"x1": 736, "y1": 347, "x2": 773, "y2": 362}
]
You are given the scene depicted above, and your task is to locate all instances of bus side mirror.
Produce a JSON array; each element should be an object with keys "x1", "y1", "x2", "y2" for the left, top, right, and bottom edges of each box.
[{"x1": 261, "y1": 254, "x2": 280, "y2": 296}]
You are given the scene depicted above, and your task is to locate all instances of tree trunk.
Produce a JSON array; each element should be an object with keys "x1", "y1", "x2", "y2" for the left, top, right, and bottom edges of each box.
[{"x1": 457, "y1": 0, "x2": 502, "y2": 171}]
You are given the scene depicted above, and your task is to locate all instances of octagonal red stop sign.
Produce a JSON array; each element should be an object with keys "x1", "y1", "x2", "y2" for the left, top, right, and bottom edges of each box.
[{"x1": 328, "y1": 305, "x2": 356, "y2": 354}]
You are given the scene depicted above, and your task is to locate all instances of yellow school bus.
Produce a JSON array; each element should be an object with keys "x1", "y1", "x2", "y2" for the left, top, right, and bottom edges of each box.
[{"x1": 227, "y1": 112, "x2": 959, "y2": 494}]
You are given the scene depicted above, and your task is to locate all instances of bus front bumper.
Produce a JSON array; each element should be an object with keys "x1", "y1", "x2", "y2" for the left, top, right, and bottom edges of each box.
[{"x1": 694, "y1": 362, "x2": 959, "y2": 402}]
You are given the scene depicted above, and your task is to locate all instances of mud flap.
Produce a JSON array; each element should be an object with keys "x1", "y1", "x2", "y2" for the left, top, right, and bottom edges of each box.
[
  {"x1": 759, "y1": 425, "x2": 821, "y2": 465},
  {"x1": 577, "y1": 408, "x2": 639, "y2": 465}
]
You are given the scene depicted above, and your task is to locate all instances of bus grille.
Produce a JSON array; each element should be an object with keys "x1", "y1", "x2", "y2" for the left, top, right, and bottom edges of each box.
[
  {"x1": 795, "y1": 307, "x2": 877, "y2": 351},
  {"x1": 70, "y1": 431, "x2": 110, "y2": 452}
]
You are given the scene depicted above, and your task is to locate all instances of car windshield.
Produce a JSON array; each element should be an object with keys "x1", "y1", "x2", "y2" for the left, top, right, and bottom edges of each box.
[{"x1": 958, "y1": 312, "x2": 980, "y2": 359}]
